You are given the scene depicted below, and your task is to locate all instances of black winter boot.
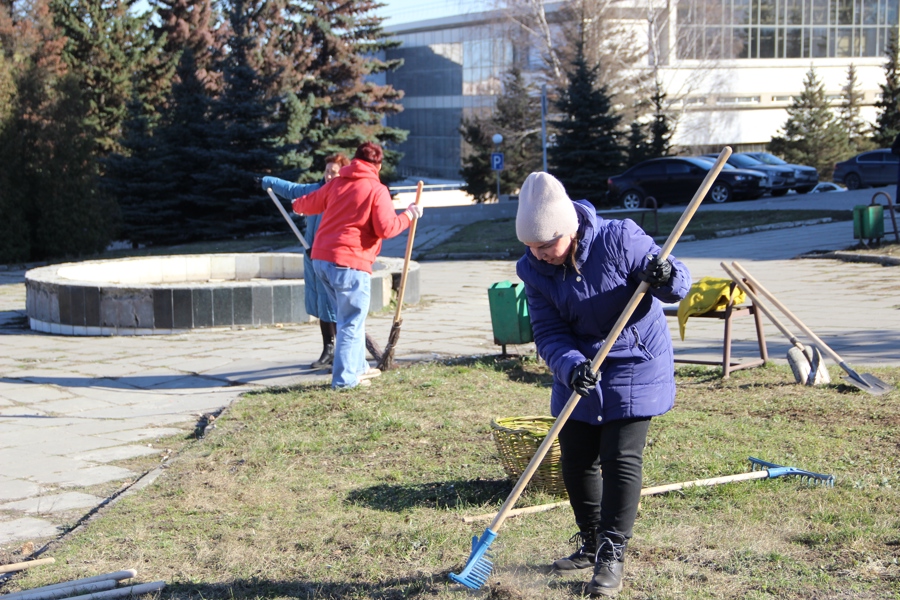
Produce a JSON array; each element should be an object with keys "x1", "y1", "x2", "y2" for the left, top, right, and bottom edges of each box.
[
  {"x1": 587, "y1": 535, "x2": 627, "y2": 597},
  {"x1": 310, "y1": 343, "x2": 334, "y2": 369},
  {"x1": 552, "y1": 528, "x2": 598, "y2": 570},
  {"x1": 311, "y1": 321, "x2": 336, "y2": 369}
]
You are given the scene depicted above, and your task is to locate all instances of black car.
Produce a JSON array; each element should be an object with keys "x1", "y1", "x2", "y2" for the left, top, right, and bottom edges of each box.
[
  {"x1": 703, "y1": 153, "x2": 796, "y2": 196},
  {"x1": 607, "y1": 157, "x2": 771, "y2": 208},
  {"x1": 832, "y1": 149, "x2": 899, "y2": 190},
  {"x1": 741, "y1": 152, "x2": 819, "y2": 194}
]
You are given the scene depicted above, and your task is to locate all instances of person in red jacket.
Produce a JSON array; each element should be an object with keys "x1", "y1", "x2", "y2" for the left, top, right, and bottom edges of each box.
[{"x1": 291, "y1": 142, "x2": 423, "y2": 389}]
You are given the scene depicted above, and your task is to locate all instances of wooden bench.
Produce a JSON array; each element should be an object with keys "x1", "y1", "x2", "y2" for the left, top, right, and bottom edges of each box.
[{"x1": 663, "y1": 281, "x2": 768, "y2": 378}]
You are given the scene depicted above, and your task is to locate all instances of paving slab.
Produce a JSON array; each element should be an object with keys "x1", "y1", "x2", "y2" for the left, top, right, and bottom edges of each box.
[
  {"x1": 0, "y1": 518, "x2": 60, "y2": 544},
  {"x1": 71, "y1": 445, "x2": 163, "y2": 463},
  {"x1": 0, "y1": 478, "x2": 43, "y2": 502},
  {"x1": 35, "y1": 464, "x2": 136, "y2": 488},
  {"x1": 0, "y1": 492, "x2": 104, "y2": 514},
  {"x1": 97, "y1": 427, "x2": 188, "y2": 443}
]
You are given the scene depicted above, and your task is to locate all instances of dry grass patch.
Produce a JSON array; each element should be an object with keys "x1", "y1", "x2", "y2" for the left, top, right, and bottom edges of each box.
[{"x1": 3, "y1": 360, "x2": 898, "y2": 599}]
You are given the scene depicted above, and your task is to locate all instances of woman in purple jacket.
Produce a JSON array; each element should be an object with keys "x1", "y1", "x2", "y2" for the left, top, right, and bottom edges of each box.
[{"x1": 515, "y1": 172, "x2": 690, "y2": 597}]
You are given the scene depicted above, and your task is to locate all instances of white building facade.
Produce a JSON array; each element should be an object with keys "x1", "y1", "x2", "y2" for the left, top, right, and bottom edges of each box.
[{"x1": 384, "y1": 0, "x2": 899, "y2": 179}]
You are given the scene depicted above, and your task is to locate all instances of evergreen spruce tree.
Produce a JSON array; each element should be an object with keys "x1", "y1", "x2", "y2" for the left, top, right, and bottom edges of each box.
[
  {"x1": 625, "y1": 121, "x2": 650, "y2": 167},
  {"x1": 189, "y1": 0, "x2": 285, "y2": 240},
  {"x1": 873, "y1": 32, "x2": 900, "y2": 147},
  {"x1": 50, "y1": 0, "x2": 171, "y2": 156},
  {"x1": 494, "y1": 67, "x2": 543, "y2": 195},
  {"x1": 152, "y1": 0, "x2": 223, "y2": 92},
  {"x1": 0, "y1": 2, "x2": 29, "y2": 262},
  {"x1": 287, "y1": 0, "x2": 407, "y2": 182},
  {"x1": 840, "y1": 64, "x2": 875, "y2": 153},
  {"x1": 102, "y1": 94, "x2": 182, "y2": 247},
  {"x1": 0, "y1": 0, "x2": 116, "y2": 261},
  {"x1": 459, "y1": 116, "x2": 495, "y2": 203},
  {"x1": 145, "y1": 49, "x2": 219, "y2": 244},
  {"x1": 768, "y1": 67, "x2": 849, "y2": 180},
  {"x1": 549, "y1": 41, "x2": 623, "y2": 204},
  {"x1": 648, "y1": 80, "x2": 674, "y2": 159},
  {"x1": 29, "y1": 75, "x2": 119, "y2": 258}
]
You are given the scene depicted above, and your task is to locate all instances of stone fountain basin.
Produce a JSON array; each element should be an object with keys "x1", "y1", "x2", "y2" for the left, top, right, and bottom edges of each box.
[{"x1": 25, "y1": 253, "x2": 418, "y2": 336}]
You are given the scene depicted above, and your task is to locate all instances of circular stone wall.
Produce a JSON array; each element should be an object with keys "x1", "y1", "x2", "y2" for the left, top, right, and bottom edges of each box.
[{"x1": 25, "y1": 253, "x2": 419, "y2": 336}]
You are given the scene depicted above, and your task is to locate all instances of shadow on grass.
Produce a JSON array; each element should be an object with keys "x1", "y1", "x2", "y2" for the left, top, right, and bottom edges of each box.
[
  {"x1": 346, "y1": 478, "x2": 512, "y2": 512},
  {"x1": 163, "y1": 574, "x2": 451, "y2": 600},
  {"x1": 446, "y1": 356, "x2": 554, "y2": 387}
]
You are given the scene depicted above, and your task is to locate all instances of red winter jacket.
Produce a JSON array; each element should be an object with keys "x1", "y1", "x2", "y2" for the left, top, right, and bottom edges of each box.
[{"x1": 291, "y1": 159, "x2": 411, "y2": 274}]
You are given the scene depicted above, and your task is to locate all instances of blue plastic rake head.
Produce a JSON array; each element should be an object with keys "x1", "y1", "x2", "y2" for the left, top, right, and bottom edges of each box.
[
  {"x1": 448, "y1": 528, "x2": 497, "y2": 589},
  {"x1": 749, "y1": 456, "x2": 835, "y2": 487}
]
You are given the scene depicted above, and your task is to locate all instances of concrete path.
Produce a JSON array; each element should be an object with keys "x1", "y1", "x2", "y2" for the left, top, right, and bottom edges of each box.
[{"x1": 0, "y1": 195, "x2": 898, "y2": 553}]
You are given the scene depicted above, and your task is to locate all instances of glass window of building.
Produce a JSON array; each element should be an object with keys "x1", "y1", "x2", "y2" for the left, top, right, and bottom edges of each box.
[{"x1": 676, "y1": 0, "x2": 899, "y2": 59}]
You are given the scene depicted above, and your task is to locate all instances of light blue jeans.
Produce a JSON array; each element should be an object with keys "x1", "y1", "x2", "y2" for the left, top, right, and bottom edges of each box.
[{"x1": 312, "y1": 260, "x2": 370, "y2": 388}]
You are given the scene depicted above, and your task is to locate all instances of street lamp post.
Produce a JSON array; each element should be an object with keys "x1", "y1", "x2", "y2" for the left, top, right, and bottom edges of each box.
[{"x1": 492, "y1": 133, "x2": 503, "y2": 201}]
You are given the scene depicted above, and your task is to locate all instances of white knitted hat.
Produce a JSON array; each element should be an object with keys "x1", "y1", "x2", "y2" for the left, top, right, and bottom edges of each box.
[{"x1": 515, "y1": 172, "x2": 579, "y2": 244}]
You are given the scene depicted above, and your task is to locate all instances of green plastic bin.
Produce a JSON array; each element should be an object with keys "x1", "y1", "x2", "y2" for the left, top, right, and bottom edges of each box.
[
  {"x1": 853, "y1": 204, "x2": 884, "y2": 240},
  {"x1": 488, "y1": 280, "x2": 533, "y2": 352}
]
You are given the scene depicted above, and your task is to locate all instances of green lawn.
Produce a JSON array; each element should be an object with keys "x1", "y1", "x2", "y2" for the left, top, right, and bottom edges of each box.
[{"x1": 5, "y1": 359, "x2": 898, "y2": 599}]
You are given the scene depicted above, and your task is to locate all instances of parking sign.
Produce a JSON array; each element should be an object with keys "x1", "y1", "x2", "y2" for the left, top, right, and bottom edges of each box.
[{"x1": 491, "y1": 152, "x2": 504, "y2": 171}]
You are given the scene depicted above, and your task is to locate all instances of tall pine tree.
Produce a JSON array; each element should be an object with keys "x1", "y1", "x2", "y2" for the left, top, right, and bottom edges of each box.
[
  {"x1": 495, "y1": 67, "x2": 543, "y2": 195},
  {"x1": 459, "y1": 67, "x2": 543, "y2": 201},
  {"x1": 286, "y1": 0, "x2": 407, "y2": 182},
  {"x1": 0, "y1": 0, "x2": 117, "y2": 262},
  {"x1": 647, "y1": 80, "x2": 674, "y2": 159},
  {"x1": 152, "y1": 0, "x2": 224, "y2": 93},
  {"x1": 50, "y1": 0, "x2": 171, "y2": 156},
  {"x1": 459, "y1": 116, "x2": 495, "y2": 203},
  {"x1": 873, "y1": 32, "x2": 900, "y2": 147},
  {"x1": 839, "y1": 63, "x2": 875, "y2": 154},
  {"x1": 549, "y1": 40, "x2": 623, "y2": 205},
  {"x1": 768, "y1": 67, "x2": 849, "y2": 180},
  {"x1": 189, "y1": 0, "x2": 285, "y2": 240}
]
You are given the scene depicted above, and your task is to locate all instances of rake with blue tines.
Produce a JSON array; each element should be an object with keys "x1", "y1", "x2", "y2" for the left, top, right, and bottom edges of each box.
[
  {"x1": 449, "y1": 147, "x2": 735, "y2": 590},
  {"x1": 459, "y1": 457, "x2": 834, "y2": 524}
]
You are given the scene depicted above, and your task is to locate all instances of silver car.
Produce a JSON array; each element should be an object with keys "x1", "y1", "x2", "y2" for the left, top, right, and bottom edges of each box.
[{"x1": 742, "y1": 152, "x2": 819, "y2": 194}]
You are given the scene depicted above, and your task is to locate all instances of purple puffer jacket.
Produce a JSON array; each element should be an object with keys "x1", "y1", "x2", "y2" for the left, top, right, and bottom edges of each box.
[{"x1": 516, "y1": 200, "x2": 691, "y2": 425}]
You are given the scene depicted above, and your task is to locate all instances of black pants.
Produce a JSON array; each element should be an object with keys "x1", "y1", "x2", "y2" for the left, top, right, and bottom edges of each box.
[{"x1": 558, "y1": 417, "x2": 651, "y2": 542}]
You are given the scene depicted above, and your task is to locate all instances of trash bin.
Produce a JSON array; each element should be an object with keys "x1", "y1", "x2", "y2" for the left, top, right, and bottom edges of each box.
[
  {"x1": 487, "y1": 280, "x2": 533, "y2": 354},
  {"x1": 853, "y1": 204, "x2": 884, "y2": 240}
]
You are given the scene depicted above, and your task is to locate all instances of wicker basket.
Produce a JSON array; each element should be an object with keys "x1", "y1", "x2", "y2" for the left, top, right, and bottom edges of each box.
[{"x1": 491, "y1": 416, "x2": 567, "y2": 498}]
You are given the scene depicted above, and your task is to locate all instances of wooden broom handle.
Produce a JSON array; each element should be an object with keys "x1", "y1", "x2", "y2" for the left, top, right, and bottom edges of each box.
[
  {"x1": 487, "y1": 147, "x2": 733, "y2": 534},
  {"x1": 392, "y1": 180, "x2": 423, "y2": 324},
  {"x1": 731, "y1": 261, "x2": 845, "y2": 366},
  {"x1": 0, "y1": 557, "x2": 55, "y2": 574},
  {"x1": 719, "y1": 262, "x2": 804, "y2": 348}
]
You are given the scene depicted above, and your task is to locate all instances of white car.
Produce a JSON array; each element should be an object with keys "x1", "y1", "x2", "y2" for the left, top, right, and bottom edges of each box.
[{"x1": 810, "y1": 182, "x2": 846, "y2": 193}]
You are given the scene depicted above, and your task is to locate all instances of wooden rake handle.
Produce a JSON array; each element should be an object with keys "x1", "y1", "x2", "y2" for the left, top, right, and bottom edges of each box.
[
  {"x1": 465, "y1": 466, "x2": 770, "y2": 523},
  {"x1": 719, "y1": 262, "x2": 805, "y2": 349},
  {"x1": 730, "y1": 261, "x2": 844, "y2": 366},
  {"x1": 392, "y1": 180, "x2": 423, "y2": 324},
  {"x1": 486, "y1": 147, "x2": 733, "y2": 534}
]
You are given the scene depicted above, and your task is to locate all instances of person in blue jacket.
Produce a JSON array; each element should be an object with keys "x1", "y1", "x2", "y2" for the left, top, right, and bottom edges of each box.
[
  {"x1": 514, "y1": 172, "x2": 691, "y2": 597},
  {"x1": 262, "y1": 153, "x2": 351, "y2": 369}
]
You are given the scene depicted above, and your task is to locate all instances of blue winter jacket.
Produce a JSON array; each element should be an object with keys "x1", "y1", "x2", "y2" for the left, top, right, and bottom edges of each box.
[{"x1": 516, "y1": 200, "x2": 691, "y2": 426}]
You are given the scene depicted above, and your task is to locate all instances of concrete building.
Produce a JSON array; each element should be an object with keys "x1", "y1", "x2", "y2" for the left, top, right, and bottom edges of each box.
[{"x1": 384, "y1": 0, "x2": 899, "y2": 179}]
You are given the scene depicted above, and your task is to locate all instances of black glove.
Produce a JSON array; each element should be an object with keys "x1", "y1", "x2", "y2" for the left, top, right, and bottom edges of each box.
[
  {"x1": 569, "y1": 359, "x2": 599, "y2": 397},
  {"x1": 638, "y1": 253, "x2": 673, "y2": 288}
]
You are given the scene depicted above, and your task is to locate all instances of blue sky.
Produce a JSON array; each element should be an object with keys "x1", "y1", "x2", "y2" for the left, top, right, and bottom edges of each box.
[
  {"x1": 379, "y1": 0, "x2": 483, "y2": 25},
  {"x1": 132, "y1": 0, "x2": 483, "y2": 27}
]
